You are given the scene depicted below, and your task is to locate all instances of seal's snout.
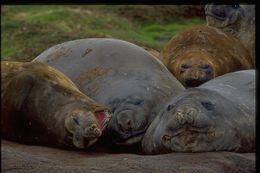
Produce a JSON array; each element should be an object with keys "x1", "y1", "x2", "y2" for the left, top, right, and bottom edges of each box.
[
  {"x1": 84, "y1": 124, "x2": 101, "y2": 137},
  {"x1": 117, "y1": 110, "x2": 134, "y2": 131},
  {"x1": 181, "y1": 64, "x2": 213, "y2": 87},
  {"x1": 175, "y1": 107, "x2": 197, "y2": 126}
]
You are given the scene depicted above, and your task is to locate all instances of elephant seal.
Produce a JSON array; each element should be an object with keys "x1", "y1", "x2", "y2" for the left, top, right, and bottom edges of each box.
[
  {"x1": 159, "y1": 25, "x2": 253, "y2": 88},
  {"x1": 142, "y1": 70, "x2": 255, "y2": 154},
  {"x1": 142, "y1": 46, "x2": 160, "y2": 59},
  {"x1": 33, "y1": 38, "x2": 185, "y2": 148},
  {"x1": 205, "y1": 4, "x2": 255, "y2": 65},
  {"x1": 1, "y1": 61, "x2": 111, "y2": 149}
]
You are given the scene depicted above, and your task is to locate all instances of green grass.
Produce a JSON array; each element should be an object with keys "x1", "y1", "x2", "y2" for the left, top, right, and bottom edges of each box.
[{"x1": 1, "y1": 5, "x2": 206, "y2": 61}]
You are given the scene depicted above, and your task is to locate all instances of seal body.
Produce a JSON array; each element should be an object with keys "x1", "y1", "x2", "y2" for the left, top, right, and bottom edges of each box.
[
  {"x1": 1, "y1": 61, "x2": 111, "y2": 149},
  {"x1": 142, "y1": 70, "x2": 255, "y2": 154},
  {"x1": 159, "y1": 25, "x2": 253, "y2": 88},
  {"x1": 205, "y1": 4, "x2": 255, "y2": 65},
  {"x1": 33, "y1": 38, "x2": 185, "y2": 147}
]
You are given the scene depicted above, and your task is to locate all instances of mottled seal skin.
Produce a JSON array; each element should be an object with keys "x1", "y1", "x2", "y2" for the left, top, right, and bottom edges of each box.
[
  {"x1": 205, "y1": 4, "x2": 255, "y2": 65},
  {"x1": 159, "y1": 25, "x2": 253, "y2": 88},
  {"x1": 33, "y1": 38, "x2": 185, "y2": 147},
  {"x1": 142, "y1": 70, "x2": 255, "y2": 154},
  {"x1": 1, "y1": 61, "x2": 111, "y2": 149}
]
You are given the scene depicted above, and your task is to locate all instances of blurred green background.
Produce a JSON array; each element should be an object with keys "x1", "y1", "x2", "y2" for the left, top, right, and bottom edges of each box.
[{"x1": 1, "y1": 5, "x2": 206, "y2": 62}]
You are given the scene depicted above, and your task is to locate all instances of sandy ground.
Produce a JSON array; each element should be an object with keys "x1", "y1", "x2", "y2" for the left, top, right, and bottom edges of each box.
[{"x1": 1, "y1": 140, "x2": 255, "y2": 173}]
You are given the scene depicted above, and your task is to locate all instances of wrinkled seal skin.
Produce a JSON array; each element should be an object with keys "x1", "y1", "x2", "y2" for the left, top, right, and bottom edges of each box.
[
  {"x1": 205, "y1": 4, "x2": 255, "y2": 66},
  {"x1": 1, "y1": 61, "x2": 111, "y2": 149},
  {"x1": 33, "y1": 38, "x2": 185, "y2": 148},
  {"x1": 142, "y1": 70, "x2": 255, "y2": 154},
  {"x1": 159, "y1": 25, "x2": 253, "y2": 88}
]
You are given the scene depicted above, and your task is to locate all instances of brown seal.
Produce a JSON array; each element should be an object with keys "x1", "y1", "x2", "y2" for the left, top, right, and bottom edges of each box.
[
  {"x1": 159, "y1": 25, "x2": 254, "y2": 88},
  {"x1": 1, "y1": 61, "x2": 111, "y2": 149}
]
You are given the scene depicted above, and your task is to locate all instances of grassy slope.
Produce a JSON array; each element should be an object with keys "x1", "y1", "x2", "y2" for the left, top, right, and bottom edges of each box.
[{"x1": 1, "y1": 5, "x2": 206, "y2": 61}]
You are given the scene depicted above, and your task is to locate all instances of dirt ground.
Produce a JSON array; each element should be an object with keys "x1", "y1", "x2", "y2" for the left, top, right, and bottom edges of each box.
[{"x1": 1, "y1": 140, "x2": 255, "y2": 173}]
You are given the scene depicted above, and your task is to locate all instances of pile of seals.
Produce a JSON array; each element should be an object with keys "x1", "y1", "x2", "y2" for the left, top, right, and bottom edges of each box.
[{"x1": 1, "y1": 4, "x2": 255, "y2": 161}]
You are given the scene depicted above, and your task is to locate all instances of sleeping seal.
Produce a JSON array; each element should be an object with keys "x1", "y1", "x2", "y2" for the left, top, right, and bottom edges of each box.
[
  {"x1": 159, "y1": 25, "x2": 254, "y2": 88},
  {"x1": 142, "y1": 70, "x2": 255, "y2": 154},
  {"x1": 205, "y1": 4, "x2": 255, "y2": 65},
  {"x1": 1, "y1": 61, "x2": 111, "y2": 149},
  {"x1": 33, "y1": 38, "x2": 185, "y2": 148}
]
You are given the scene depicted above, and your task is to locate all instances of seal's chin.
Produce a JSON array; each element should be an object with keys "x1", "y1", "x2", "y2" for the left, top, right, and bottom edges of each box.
[
  {"x1": 115, "y1": 133, "x2": 144, "y2": 145},
  {"x1": 84, "y1": 138, "x2": 98, "y2": 148},
  {"x1": 184, "y1": 78, "x2": 208, "y2": 88},
  {"x1": 74, "y1": 136, "x2": 99, "y2": 149}
]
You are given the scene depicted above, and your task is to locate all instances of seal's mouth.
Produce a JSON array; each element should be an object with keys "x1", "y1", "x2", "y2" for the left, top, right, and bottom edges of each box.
[
  {"x1": 94, "y1": 110, "x2": 112, "y2": 130},
  {"x1": 115, "y1": 132, "x2": 144, "y2": 145},
  {"x1": 205, "y1": 12, "x2": 227, "y2": 21},
  {"x1": 163, "y1": 127, "x2": 215, "y2": 143},
  {"x1": 109, "y1": 127, "x2": 147, "y2": 146}
]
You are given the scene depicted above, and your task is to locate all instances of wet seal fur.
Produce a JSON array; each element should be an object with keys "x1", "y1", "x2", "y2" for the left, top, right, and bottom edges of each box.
[
  {"x1": 205, "y1": 4, "x2": 255, "y2": 65},
  {"x1": 159, "y1": 25, "x2": 253, "y2": 88},
  {"x1": 142, "y1": 70, "x2": 255, "y2": 154},
  {"x1": 1, "y1": 61, "x2": 111, "y2": 149},
  {"x1": 33, "y1": 38, "x2": 185, "y2": 148}
]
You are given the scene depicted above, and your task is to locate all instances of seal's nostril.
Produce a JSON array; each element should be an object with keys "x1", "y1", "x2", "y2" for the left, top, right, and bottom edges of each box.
[
  {"x1": 186, "y1": 111, "x2": 195, "y2": 124},
  {"x1": 162, "y1": 135, "x2": 171, "y2": 142},
  {"x1": 118, "y1": 119, "x2": 133, "y2": 131},
  {"x1": 91, "y1": 124, "x2": 97, "y2": 129},
  {"x1": 176, "y1": 112, "x2": 185, "y2": 125}
]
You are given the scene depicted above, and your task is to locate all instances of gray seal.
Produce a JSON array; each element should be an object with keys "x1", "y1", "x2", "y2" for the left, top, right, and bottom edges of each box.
[
  {"x1": 205, "y1": 4, "x2": 255, "y2": 65},
  {"x1": 33, "y1": 38, "x2": 185, "y2": 147},
  {"x1": 142, "y1": 70, "x2": 255, "y2": 154},
  {"x1": 1, "y1": 61, "x2": 111, "y2": 149}
]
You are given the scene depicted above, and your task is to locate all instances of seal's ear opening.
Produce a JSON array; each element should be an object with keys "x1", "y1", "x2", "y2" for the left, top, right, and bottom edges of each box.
[{"x1": 201, "y1": 101, "x2": 215, "y2": 111}]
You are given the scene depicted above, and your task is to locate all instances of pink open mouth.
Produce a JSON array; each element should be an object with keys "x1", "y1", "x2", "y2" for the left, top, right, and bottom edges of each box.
[{"x1": 94, "y1": 111, "x2": 112, "y2": 130}]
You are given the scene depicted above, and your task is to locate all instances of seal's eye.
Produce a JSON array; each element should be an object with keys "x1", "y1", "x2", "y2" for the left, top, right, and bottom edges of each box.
[
  {"x1": 134, "y1": 100, "x2": 144, "y2": 106},
  {"x1": 73, "y1": 117, "x2": 79, "y2": 125},
  {"x1": 200, "y1": 64, "x2": 210, "y2": 69},
  {"x1": 232, "y1": 4, "x2": 240, "y2": 9},
  {"x1": 201, "y1": 101, "x2": 215, "y2": 111},
  {"x1": 181, "y1": 64, "x2": 189, "y2": 69},
  {"x1": 167, "y1": 105, "x2": 174, "y2": 111}
]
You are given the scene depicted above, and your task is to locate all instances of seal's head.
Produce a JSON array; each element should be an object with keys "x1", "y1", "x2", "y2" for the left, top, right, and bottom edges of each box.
[
  {"x1": 142, "y1": 89, "x2": 239, "y2": 154},
  {"x1": 205, "y1": 4, "x2": 254, "y2": 30},
  {"x1": 169, "y1": 52, "x2": 215, "y2": 87},
  {"x1": 64, "y1": 108, "x2": 110, "y2": 149},
  {"x1": 104, "y1": 98, "x2": 153, "y2": 147}
]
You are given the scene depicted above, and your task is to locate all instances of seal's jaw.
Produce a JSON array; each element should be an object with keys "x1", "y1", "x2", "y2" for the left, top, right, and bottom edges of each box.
[{"x1": 64, "y1": 109, "x2": 106, "y2": 149}]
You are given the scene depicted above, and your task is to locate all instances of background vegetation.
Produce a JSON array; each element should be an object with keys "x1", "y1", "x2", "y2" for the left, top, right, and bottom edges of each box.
[{"x1": 1, "y1": 5, "x2": 206, "y2": 62}]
